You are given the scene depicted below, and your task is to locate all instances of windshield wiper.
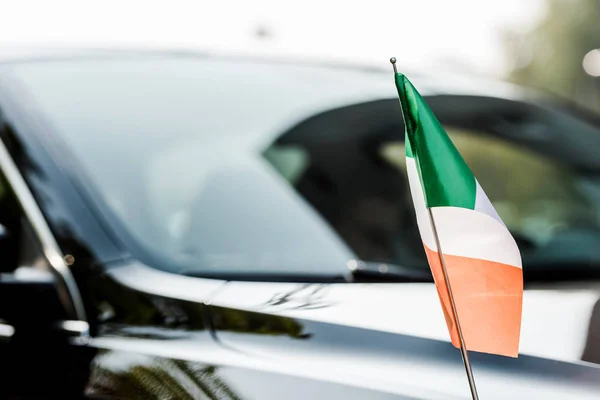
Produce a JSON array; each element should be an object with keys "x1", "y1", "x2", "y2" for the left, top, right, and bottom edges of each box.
[
  {"x1": 181, "y1": 270, "x2": 349, "y2": 283},
  {"x1": 348, "y1": 261, "x2": 432, "y2": 283},
  {"x1": 181, "y1": 262, "x2": 432, "y2": 284}
]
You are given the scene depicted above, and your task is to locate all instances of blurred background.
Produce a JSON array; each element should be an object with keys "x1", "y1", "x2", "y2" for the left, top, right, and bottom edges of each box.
[{"x1": 1, "y1": 0, "x2": 599, "y2": 112}]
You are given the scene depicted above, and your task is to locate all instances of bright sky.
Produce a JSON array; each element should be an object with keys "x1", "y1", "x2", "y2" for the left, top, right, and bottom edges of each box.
[{"x1": 0, "y1": 0, "x2": 546, "y2": 77}]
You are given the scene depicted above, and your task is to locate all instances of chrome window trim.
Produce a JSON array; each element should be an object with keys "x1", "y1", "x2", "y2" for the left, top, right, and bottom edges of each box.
[{"x1": 0, "y1": 137, "x2": 87, "y2": 322}]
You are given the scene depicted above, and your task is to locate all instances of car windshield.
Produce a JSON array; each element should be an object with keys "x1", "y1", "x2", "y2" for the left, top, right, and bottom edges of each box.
[{"x1": 8, "y1": 56, "x2": 600, "y2": 282}]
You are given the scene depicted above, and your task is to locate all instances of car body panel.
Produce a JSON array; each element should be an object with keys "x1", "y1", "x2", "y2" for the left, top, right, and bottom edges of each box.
[
  {"x1": 98, "y1": 261, "x2": 600, "y2": 399},
  {"x1": 86, "y1": 345, "x2": 427, "y2": 400},
  {"x1": 209, "y1": 280, "x2": 600, "y2": 364},
  {"x1": 82, "y1": 261, "x2": 451, "y2": 399}
]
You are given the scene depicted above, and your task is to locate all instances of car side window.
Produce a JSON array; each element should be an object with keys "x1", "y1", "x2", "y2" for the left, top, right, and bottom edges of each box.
[
  {"x1": 449, "y1": 128, "x2": 596, "y2": 245},
  {"x1": 265, "y1": 122, "x2": 600, "y2": 272},
  {"x1": 379, "y1": 127, "x2": 600, "y2": 266}
]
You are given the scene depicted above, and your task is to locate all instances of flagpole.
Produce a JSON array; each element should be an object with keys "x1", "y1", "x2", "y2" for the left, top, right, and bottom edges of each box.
[
  {"x1": 390, "y1": 57, "x2": 480, "y2": 400},
  {"x1": 427, "y1": 209, "x2": 480, "y2": 400}
]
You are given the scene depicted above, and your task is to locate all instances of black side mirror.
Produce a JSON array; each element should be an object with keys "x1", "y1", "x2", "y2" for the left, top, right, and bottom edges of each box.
[
  {"x1": 0, "y1": 267, "x2": 93, "y2": 398},
  {"x1": 0, "y1": 266, "x2": 67, "y2": 328},
  {"x1": 0, "y1": 219, "x2": 89, "y2": 342},
  {"x1": 0, "y1": 222, "x2": 20, "y2": 274}
]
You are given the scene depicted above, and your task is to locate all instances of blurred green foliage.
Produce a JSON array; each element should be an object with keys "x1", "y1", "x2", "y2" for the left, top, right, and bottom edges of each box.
[
  {"x1": 211, "y1": 306, "x2": 307, "y2": 338},
  {"x1": 449, "y1": 128, "x2": 594, "y2": 243},
  {"x1": 89, "y1": 353, "x2": 242, "y2": 400},
  {"x1": 506, "y1": 0, "x2": 600, "y2": 110}
]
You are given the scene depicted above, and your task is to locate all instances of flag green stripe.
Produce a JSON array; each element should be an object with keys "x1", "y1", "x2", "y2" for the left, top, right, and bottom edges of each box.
[
  {"x1": 405, "y1": 130, "x2": 414, "y2": 158},
  {"x1": 396, "y1": 73, "x2": 476, "y2": 209}
]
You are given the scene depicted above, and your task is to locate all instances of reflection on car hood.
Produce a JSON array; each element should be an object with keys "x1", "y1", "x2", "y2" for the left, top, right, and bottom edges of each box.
[
  {"x1": 210, "y1": 281, "x2": 600, "y2": 364},
  {"x1": 107, "y1": 263, "x2": 600, "y2": 399},
  {"x1": 208, "y1": 281, "x2": 600, "y2": 399}
]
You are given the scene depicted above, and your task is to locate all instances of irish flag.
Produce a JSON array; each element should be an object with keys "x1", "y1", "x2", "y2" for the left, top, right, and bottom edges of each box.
[{"x1": 394, "y1": 71, "x2": 523, "y2": 357}]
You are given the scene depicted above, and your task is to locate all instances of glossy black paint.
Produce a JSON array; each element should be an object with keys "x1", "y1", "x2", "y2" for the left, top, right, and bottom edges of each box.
[
  {"x1": 210, "y1": 305, "x2": 600, "y2": 385},
  {"x1": 67, "y1": 267, "x2": 435, "y2": 399},
  {"x1": 86, "y1": 350, "x2": 243, "y2": 400},
  {"x1": 85, "y1": 348, "x2": 416, "y2": 400}
]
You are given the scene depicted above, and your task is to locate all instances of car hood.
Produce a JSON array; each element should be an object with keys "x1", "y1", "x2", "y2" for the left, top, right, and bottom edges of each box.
[
  {"x1": 106, "y1": 263, "x2": 600, "y2": 399},
  {"x1": 209, "y1": 281, "x2": 600, "y2": 364},
  {"x1": 206, "y1": 280, "x2": 600, "y2": 399}
]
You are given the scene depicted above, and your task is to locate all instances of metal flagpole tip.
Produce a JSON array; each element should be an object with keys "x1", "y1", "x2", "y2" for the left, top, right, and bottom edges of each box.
[{"x1": 389, "y1": 57, "x2": 398, "y2": 73}]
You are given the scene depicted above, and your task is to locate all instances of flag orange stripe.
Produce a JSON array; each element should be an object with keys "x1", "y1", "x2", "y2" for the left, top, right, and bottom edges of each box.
[{"x1": 423, "y1": 242, "x2": 523, "y2": 357}]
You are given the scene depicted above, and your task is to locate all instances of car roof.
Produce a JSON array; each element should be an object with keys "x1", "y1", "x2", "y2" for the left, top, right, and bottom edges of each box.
[{"x1": 0, "y1": 45, "x2": 540, "y2": 102}]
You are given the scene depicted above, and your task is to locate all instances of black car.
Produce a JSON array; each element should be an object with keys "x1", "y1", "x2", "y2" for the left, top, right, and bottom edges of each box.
[{"x1": 1, "y1": 48, "x2": 600, "y2": 399}]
